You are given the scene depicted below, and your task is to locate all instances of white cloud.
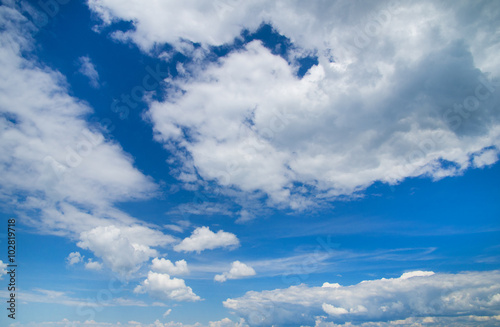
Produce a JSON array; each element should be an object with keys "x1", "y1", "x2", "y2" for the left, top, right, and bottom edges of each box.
[
  {"x1": 91, "y1": 0, "x2": 500, "y2": 208},
  {"x1": 0, "y1": 4, "x2": 171, "y2": 277},
  {"x1": 147, "y1": 39, "x2": 500, "y2": 207},
  {"x1": 134, "y1": 271, "x2": 201, "y2": 302},
  {"x1": 473, "y1": 148, "x2": 499, "y2": 168},
  {"x1": 87, "y1": 0, "x2": 261, "y2": 52},
  {"x1": 223, "y1": 270, "x2": 500, "y2": 326},
  {"x1": 152, "y1": 257, "x2": 190, "y2": 275},
  {"x1": 322, "y1": 303, "x2": 349, "y2": 316},
  {"x1": 66, "y1": 252, "x2": 83, "y2": 265},
  {"x1": 77, "y1": 55, "x2": 100, "y2": 88},
  {"x1": 214, "y1": 261, "x2": 256, "y2": 283},
  {"x1": 88, "y1": 1, "x2": 500, "y2": 76},
  {"x1": 164, "y1": 224, "x2": 185, "y2": 233},
  {"x1": 12, "y1": 316, "x2": 500, "y2": 327},
  {"x1": 399, "y1": 270, "x2": 435, "y2": 280},
  {"x1": 322, "y1": 282, "x2": 341, "y2": 289},
  {"x1": 77, "y1": 225, "x2": 175, "y2": 276},
  {"x1": 85, "y1": 258, "x2": 103, "y2": 271},
  {"x1": 174, "y1": 226, "x2": 239, "y2": 253},
  {"x1": 163, "y1": 308, "x2": 172, "y2": 317}
]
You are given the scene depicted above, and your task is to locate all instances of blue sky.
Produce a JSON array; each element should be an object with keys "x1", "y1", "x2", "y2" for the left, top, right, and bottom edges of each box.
[{"x1": 0, "y1": 0, "x2": 500, "y2": 326}]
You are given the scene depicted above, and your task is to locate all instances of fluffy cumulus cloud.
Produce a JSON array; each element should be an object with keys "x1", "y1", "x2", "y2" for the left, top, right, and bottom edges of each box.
[
  {"x1": 174, "y1": 226, "x2": 239, "y2": 253},
  {"x1": 134, "y1": 271, "x2": 201, "y2": 302},
  {"x1": 85, "y1": 258, "x2": 103, "y2": 271},
  {"x1": 214, "y1": 261, "x2": 256, "y2": 283},
  {"x1": 223, "y1": 270, "x2": 500, "y2": 326},
  {"x1": 152, "y1": 257, "x2": 190, "y2": 275},
  {"x1": 66, "y1": 252, "x2": 83, "y2": 265},
  {"x1": 77, "y1": 225, "x2": 175, "y2": 276},
  {"x1": 311, "y1": 315, "x2": 500, "y2": 327},
  {"x1": 0, "y1": 4, "x2": 174, "y2": 276},
  {"x1": 90, "y1": 0, "x2": 500, "y2": 208}
]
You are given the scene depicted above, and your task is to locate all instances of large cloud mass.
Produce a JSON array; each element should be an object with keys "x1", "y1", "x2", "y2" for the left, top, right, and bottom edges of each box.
[
  {"x1": 223, "y1": 270, "x2": 500, "y2": 326},
  {"x1": 90, "y1": 0, "x2": 500, "y2": 208}
]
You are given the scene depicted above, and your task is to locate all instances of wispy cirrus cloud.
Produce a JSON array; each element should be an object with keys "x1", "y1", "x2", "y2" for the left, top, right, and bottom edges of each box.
[{"x1": 77, "y1": 55, "x2": 100, "y2": 88}]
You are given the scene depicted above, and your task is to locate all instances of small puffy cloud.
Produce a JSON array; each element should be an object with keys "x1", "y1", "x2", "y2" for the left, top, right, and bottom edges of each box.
[
  {"x1": 322, "y1": 282, "x2": 341, "y2": 288},
  {"x1": 224, "y1": 270, "x2": 500, "y2": 326},
  {"x1": 174, "y1": 226, "x2": 239, "y2": 253},
  {"x1": 77, "y1": 55, "x2": 100, "y2": 88},
  {"x1": 151, "y1": 257, "x2": 189, "y2": 275},
  {"x1": 77, "y1": 225, "x2": 175, "y2": 276},
  {"x1": 134, "y1": 271, "x2": 201, "y2": 302},
  {"x1": 214, "y1": 261, "x2": 256, "y2": 283},
  {"x1": 85, "y1": 259, "x2": 103, "y2": 271},
  {"x1": 66, "y1": 252, "x2": 83, "y2": 265},
  {"x1": 163, "y1": 308, "x2": 172, "y2": 317}
]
